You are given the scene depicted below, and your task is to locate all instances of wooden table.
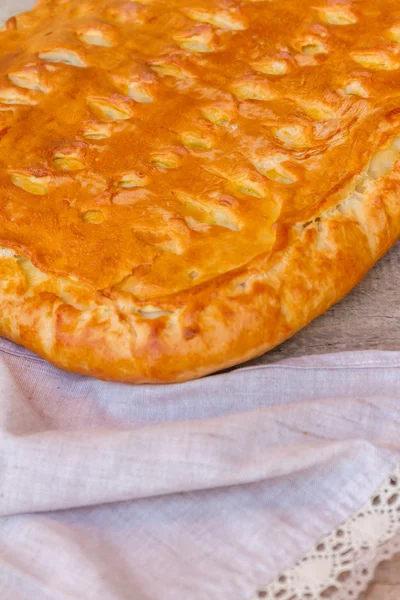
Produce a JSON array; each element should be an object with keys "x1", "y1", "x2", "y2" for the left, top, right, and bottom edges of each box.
[{"x1": 362, "y1": 553, "x2": 400, "y2": 599}]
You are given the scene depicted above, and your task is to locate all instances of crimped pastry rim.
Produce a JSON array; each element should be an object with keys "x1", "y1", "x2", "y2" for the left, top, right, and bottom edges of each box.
[
  {"x1": 0, "y1": 159, "x2": 398, "y2": 383},
  {"x1": 0, "y1": 0, "x2": 400, "y2": 382}
]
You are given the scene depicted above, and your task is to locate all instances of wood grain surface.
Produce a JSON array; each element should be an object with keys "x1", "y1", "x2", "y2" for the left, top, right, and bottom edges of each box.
[{"x1": 361, "y1": 553, "x2": 400, "y2": 600}]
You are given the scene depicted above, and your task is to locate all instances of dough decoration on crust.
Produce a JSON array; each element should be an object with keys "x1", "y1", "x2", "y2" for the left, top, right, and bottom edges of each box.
[{"x1": 0, "y1": 0, "x2": 399, "y2": 382}]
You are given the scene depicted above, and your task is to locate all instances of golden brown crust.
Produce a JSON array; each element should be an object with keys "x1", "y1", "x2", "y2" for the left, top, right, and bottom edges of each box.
[{"x1": 0, "y1": 0, "x2": 399, "y2": 382}]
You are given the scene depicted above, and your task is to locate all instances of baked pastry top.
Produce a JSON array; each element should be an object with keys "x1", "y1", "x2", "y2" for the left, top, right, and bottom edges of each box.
[{"x1": 0, "y1": 0, "x2": 400, "y2": 382}]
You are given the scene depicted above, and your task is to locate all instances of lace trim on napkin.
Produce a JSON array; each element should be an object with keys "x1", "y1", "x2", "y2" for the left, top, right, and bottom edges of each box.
[{"x1": 252, "y1": 466, "x2": 400, "y2": 600}]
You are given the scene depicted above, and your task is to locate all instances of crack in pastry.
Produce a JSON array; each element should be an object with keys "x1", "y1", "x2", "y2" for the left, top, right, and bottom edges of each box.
[
  {"x1": 173, "y1": 25, "x2": 218, "y2": 53},
  {"x1": 8, "y1": 66, "x2": 49, "y2": 93},
  {"x1": 82, "y1": 122, "x2": 113, "y2": 140},
  {"x1": 9, "y1": 170, "x2": 51, "y2": 195},
  {"x1": 38, "y1": 49, "x2": 87, "y2": 68},
  {"x1": 148, "y1": 57, "x2": 194, "y2": 80},
  {"x1": 86, "y1": 96, "x2": 133, "y2": 121},
  {"x1": 351, "y1": 51, "x2": 399, "y2": 71},
  {"x1": 76, "y1": 25, "x2": 116, "y2": 47},
  {"x1": 315, "y1": 6, "x2": 357, "y2": 26},
  {"x1": 82, "y1": 210, "x2": 105, "y2": 224},
  {"x1": 116, "y1": 172, "x2": 151, "y2": 188},
  {"x1": 0, "y1": 0, "x2": 399, "y2": 382},
  {"x1": 0, "y1": 87, "x2": 37, "y2": 105},
  {"x1": 387, "y1": 22, "x2": 400, "y2": 42},
  {"x1": 52, "y1": 152, "x2": 86, "y2": 172},
  {"x1": 249, "y1": 152, "x2": 297, "y2": 184},
  {"x1": 110, "y1": 62, "x2": 158, "y2": 103},
  {"x1": 183, "y1": 6, "x2": 247, "y2": 31},
  {"x1": 342, "y1": 80, "x2": 369, "y2": 99},
  {"x1": 251, "y1": 58, "x2": 289, "y2": 77},
  {"x1": 230, "y1": 75, "x2": 275, "y2": 101},
  {"x1": 173, "y1": 190, "x2": 241, "y2": 231},
  {"x1": 292, "y1": 36, "x2": 329, "y2": 55}
]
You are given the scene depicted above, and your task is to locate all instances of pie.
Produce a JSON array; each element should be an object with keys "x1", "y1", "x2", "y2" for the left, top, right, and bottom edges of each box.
[{"x1": 0, "y1": 0, "x2": 399, "y2": 383}]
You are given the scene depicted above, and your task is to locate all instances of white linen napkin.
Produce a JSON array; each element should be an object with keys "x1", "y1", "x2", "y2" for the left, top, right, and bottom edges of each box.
[{"x1": 0, "y1": 337, "x2": 399, "y2": 600}]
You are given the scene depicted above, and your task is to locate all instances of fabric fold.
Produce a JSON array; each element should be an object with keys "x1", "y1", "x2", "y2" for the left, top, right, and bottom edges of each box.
[
  {"x1": 0, "y1": 414, "x2": 390, "y2": 515},
  {"x1": 0, "y1": 340, "x2": 400, "y2": 598}
]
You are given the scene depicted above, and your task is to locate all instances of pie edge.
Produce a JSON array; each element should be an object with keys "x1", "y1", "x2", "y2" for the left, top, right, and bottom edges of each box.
[{"x1": 0, "y1": 164, "x2": 398, "y2": 383}]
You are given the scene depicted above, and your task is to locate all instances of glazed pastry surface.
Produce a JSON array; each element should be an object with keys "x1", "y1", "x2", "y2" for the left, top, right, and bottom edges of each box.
[{"x1": 0, "y1": 0, "x2": 399, "y2": 382}]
